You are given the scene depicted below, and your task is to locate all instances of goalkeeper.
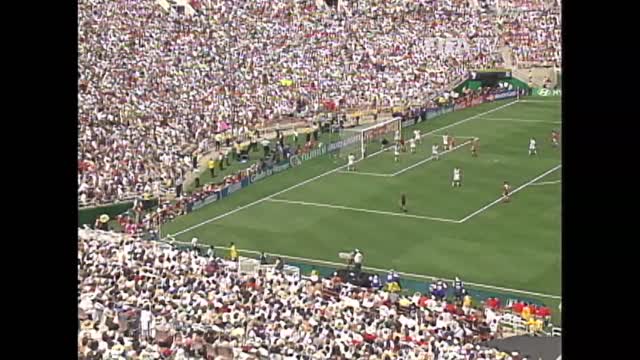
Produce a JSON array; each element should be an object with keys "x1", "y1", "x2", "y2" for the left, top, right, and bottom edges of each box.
[{"x1": 380, "y1": 137, "x2": 390, "y2": 151}]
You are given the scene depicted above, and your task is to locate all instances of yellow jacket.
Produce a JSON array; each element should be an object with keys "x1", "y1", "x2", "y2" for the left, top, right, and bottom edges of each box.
[{"x1": 386, "y1": 282, "x2": 401, "y2": 293}]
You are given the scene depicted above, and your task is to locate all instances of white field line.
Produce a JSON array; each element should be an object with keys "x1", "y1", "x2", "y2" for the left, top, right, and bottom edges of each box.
[
  {"x1": 479, "y1": 117, "x2": 561, "y2": 124},
  {"x1": 530, "y1": 180, "x2": 561, "y2": 186},
  {"x1": 428, "y1": 135, "x2": 480, "y2": 139},
  {"x1": 163, "y1": 239, "x2": 561, "y2": 299},
  {"x1": 168, "y1": 101, "x2": 517, "y2": 238},
  {"x1": 337, "y1": 170, "x2": 392, "y2": 177},
  {"x1": 267, "y1": 198, "x2": 460, "y2": 223},
  {"x1": 458, "y1": 164, "x2": 562, "y2": 223},
  {"x1": 518, "y1": 99, "x2": 561, "y2": 103},
  {"x1": 390, "y1": 138, "x2": 476, "y2": 177}
]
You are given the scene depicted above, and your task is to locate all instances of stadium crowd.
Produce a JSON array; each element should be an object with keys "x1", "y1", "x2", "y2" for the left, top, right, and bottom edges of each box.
[
  {"x1": 113, "y1": 163, "x2": 261, "y2": 237},
  {"x1": 78, "y1": 229, "x2": 551, "y2": 359},
  {"x1": 499, "y1": 10, "x2": 560, "y2": 68},
  {"x1": 78, "y1": 0, "x2": 560, "y2": 206}
]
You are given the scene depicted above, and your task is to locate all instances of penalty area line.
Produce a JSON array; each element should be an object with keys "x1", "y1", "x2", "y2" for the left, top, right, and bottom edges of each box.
[
  {"x1": 165, "y1": 101, "x2": 517, "y2": 239},
  {"x1": 518, "y1": 99, "x2": 561, "y2": 103},
  {"x1": 267, "y1": 198, "x2": 461, "y2": 223},
  {"x1": 530, "y1": 180, "x2": 561, "y2": 186},
  {"x1": 337, "y1": 170, "x2": 392, "y2": 177},
  {"x1": 339, "y1": 137, "x2": 478, "y2": 178},
  {"x1": 458, "y1": 164, "x2": 562, "y2": 223},
  {"x1": 479, "y1": 117, "x2": 561, "y2": 124},
  {"x1": 391, "y1": 138, "x2": 477, "y2": 177}
]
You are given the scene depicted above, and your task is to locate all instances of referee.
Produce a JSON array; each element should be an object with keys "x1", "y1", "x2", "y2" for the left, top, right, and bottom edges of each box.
[{"x1": 400, "y1": 193, "x2": 407, "y2": 212}]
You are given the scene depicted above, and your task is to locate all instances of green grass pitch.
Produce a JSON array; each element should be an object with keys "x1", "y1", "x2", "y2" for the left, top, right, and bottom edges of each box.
[{"x1": 162, "y1": 97, "x2": 562, "y2": 320}]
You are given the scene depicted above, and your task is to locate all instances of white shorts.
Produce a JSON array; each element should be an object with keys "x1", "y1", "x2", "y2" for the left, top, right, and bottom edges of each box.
[
  {"x1": 453, "y1": 175, "x2": 461, "y2": 181},
  {"x1": 410, "y1": 145, "x2": 416, "y2": 149},
  {"x1": 394, "y1": 152, "x2": 400, "y2": 156},
  {"x1": 529, "y1": 147, "x2": 536, "y2": 151},
  {"x1": 348, "y1": 161, "x2": 354, "y2": 166},
  {"x1": 432, "y1": 151, "x2": 438, "y2": 155}
]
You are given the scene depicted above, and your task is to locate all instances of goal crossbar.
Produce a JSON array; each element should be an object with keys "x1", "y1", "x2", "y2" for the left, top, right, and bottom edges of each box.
[{"x1": 341, "y1": 117, "x2": 402, "y2": 160}]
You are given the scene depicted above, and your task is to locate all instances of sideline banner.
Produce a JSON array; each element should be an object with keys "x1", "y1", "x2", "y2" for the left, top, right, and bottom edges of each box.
[
  {"x1": 471, "y1": 97, "x2": 483, "y2": 106},
  {"x1": 192, "y1": 192, "x2": 219, "y2": 211},
  {"x1": 494, "y1": 90, "x2": 517, "y2": 100},
  {"x1": 298, "y1": 146, "x2": 327, "y2": 163},
  {"x1": 249, "y1": 160, "x2": 291, "y2": 185},
  {"x1": 327, "y1": 134, "x2": 361, "y2": 152},
  {"x1": 454, "y1": 98, "x2": 470, "y2": 111},
  {"x1": 401, "y1": 118, "x2": 416, "y2": 128},
  {"x1": 426, "y1": 105, "x2": 454, "y2": 120},
  {"x1": 532, "y1": 88, "x2": 561, "y2": 97}
]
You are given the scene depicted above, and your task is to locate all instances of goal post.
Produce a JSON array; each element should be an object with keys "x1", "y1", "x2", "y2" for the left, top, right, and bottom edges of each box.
[{"x1": 339, "y1": 117, "x2": 402, "y2": 160}]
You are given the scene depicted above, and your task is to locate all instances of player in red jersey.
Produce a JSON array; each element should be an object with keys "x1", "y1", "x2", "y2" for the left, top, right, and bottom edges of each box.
[
  {"x1": 449, "y1": 136, "x2": 456, "y2": 150},
  {"x1": 551, "y1": 130, "x2": 560, "y2": 148},
  {"x1": 471, "y1": 139, "x2": 479, "y2": 157},
  {"x1": 502, "y1": 181, "x2": 511, "y2": 203}
]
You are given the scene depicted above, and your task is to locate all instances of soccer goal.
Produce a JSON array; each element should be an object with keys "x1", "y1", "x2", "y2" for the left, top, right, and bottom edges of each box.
[{"x1": 338, "y1": 117, "x2": 402, "y2": 160}]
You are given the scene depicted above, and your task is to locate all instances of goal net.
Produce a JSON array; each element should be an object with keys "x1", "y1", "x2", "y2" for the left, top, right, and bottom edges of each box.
[{"x1": 338, "y1": 117, "x2": 401, "y2": 161}]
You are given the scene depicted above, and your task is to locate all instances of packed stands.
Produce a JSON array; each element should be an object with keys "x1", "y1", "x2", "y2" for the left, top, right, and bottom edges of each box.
[
  {"x1": 78, "y1": 0, "x2": 561, "y2": 206},
  {"x1": 78, "y1": 229, "x2": 554, "y2": 359},
  {"x1": 499, "y1": 10, "x2": 561, "y2": 68}
]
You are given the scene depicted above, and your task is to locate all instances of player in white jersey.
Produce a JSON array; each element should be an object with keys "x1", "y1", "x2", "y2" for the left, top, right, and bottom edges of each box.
[
  {"x1": 414, "y1": 129, "x2": 421, "y2": 144},
  {"x1": 432, "y1": 144, "x2": 440, "y2": 160},
  {"x1": 409, "y1": 138, "x2": 416, "y2": 153},
  {"x1": 442, "y1": 133, "x2": 450, "y2": 150},
  {"x1": 452, "y1": 167, "x2": 462, "y2": 187},
  {"x1": 394, "y1": 144, "x2": 400, "y2": 162},
  {"x1": 502, "y1": 181, "x2": 511, "y2": 203},
  {"x1": 528, "y1": 137, "x2": 537, "y2": 156},
  {"x1": 347, "y1": 153, "x2": 356, "y2": 171}
]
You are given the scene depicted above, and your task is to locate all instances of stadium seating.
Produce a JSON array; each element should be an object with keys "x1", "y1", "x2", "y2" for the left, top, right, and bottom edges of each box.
[{"x1": 78, "y1": 229, "x2": 554, "y2": 359}]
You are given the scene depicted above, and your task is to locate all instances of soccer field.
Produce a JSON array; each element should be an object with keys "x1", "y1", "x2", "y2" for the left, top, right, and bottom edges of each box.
[{"x1": 162, "y1": 97, "x2": 562, "y2": 317}]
